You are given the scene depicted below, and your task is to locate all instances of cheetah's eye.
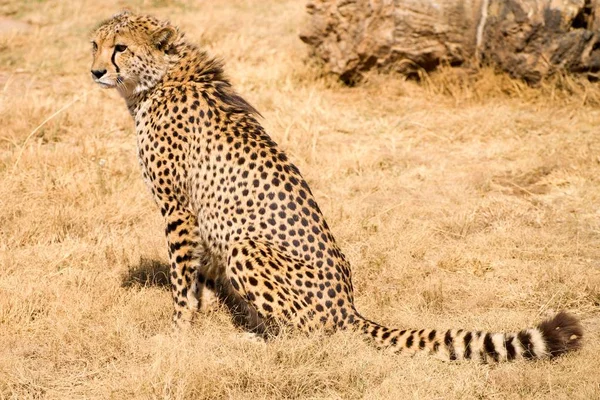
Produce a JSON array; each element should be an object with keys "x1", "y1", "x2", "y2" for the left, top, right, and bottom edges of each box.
[
  {"x1": 91, "y1": 41, "x2": 98, "y2": 52},
  {"x1": 115, "y1": 44, "x2": 127, "y2": 53}
]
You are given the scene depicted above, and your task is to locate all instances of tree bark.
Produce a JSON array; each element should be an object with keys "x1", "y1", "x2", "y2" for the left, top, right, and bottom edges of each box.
[
  {"x1": 483, "y1": 0, "x2": 600, "y2": 83},
  {"x1": 300, "y1": 0, "x2": 600, "y2": 83}
]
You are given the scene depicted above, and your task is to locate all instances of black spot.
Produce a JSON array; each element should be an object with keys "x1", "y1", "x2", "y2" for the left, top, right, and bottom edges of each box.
[
  {"x1": 463, "y1": 332, "x2": 472, "y2": 359},
  {"x1": 262, "y1": 303, "x2": 273, "y2": 313},
  {"x1": 428, "y1": 330, "x2": 436, "y2": 341},
  {"x1": 505, "y1": 336, "x2": 516, "y2": 360},
  {"x1": 517, "y1": 331, "x2": 535, "y2": 359},
  {"x1": 371, "y1": 326, "x2": 380, "y2": 337},
  {"x1": 484, "y1": 333, "x2": 499, "y2": 362},
  {"x1": 444, "y1": 330, "x2": 456, "y2": 360}
]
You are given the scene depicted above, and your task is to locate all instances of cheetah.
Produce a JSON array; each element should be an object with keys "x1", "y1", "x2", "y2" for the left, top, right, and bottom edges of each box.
[{"x1": 90, "y1": 11, "x2": 582, "y2": 361}]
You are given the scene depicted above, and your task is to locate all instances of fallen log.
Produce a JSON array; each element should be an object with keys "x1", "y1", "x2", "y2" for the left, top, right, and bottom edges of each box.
[{"x1": 300, "y1": 0, "x2": 600, "y2": 83}]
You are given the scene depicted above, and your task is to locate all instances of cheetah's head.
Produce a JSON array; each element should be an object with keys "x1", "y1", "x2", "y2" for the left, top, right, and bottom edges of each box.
[{"x1": 90, "y1": 11, "x2": 179, "y2": 97}]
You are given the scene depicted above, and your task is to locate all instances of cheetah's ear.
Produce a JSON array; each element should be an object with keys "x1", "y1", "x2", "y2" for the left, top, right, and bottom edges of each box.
[
  {"x1": 151, "y1": 25, "x2": 177, "y2": 50},
  {"x1": 112, "y1": 10, "x2": 131, "y2": 19}
]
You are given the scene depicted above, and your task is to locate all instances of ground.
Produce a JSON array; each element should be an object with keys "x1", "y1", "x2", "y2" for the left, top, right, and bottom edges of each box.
[{"x1": 0, "y1": 0, "x2": 599, "y2": 399}]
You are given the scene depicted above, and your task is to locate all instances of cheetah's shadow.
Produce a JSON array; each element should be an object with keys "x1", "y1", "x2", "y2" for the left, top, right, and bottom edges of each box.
[
  {"x1": 121, "y1": 256, "x2": 278, "y2": 336},
  {"x1": 121, "y1": 257, "x2": 170, "y2": 289}
]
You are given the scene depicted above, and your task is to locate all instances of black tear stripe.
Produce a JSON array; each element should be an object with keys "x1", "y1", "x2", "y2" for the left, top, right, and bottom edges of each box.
[
  {"x1": 444, "y1": 330, "x2": 456, "y2": 360},
  {"x1": 111, "y1": 48, "x2": 120, "y2": 73}
]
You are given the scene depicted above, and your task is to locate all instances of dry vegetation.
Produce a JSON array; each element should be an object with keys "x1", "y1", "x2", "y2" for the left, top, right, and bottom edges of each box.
[{"x1": 1, "y1": 0, "x2": 599, "y2": 398}]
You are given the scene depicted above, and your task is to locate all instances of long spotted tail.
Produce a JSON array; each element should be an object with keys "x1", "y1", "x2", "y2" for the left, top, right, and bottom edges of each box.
[{"x1": 355, "y1": 311, "x2": 582, "y2": 362}]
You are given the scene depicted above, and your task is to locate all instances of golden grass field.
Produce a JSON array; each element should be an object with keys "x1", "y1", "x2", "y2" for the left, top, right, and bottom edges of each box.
[{"x1": 1, "y1": 0, "x2": 599, "y2": 398}]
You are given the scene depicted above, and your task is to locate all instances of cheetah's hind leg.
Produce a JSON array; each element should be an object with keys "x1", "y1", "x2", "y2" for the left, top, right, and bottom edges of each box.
[
  {"x1": 212, "y1": 273, "x2": 276, "y2": 338},
  {"x1": 226, "y1": 239, "x2": 324, "y2": 336}
]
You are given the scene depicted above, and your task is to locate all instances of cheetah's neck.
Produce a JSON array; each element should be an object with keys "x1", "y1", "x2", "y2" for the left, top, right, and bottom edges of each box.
[{"x1": 125, "y1": 41, "x2": 230, "y2": 116}]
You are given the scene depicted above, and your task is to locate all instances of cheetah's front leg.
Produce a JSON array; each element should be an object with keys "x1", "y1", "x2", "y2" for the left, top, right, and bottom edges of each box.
[{"x1": 164, "y1": 207, "x2": 201, "y2": 328}]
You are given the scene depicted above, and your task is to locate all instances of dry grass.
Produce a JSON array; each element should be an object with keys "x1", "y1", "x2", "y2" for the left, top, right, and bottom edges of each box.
[{"x1": 1, "y1": 0, "x2": 599, "y2": 398}]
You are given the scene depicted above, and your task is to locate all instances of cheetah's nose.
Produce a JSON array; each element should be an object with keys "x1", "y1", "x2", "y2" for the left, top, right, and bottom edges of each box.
[{"x1": 91, "y1": 69, "x2": 107, "y2": 79}]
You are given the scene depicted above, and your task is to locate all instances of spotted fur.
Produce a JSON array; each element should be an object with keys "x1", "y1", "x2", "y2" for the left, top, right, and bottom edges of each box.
[{"x1": 90, "y1": 12, "x2": 583, "y2": 361}]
